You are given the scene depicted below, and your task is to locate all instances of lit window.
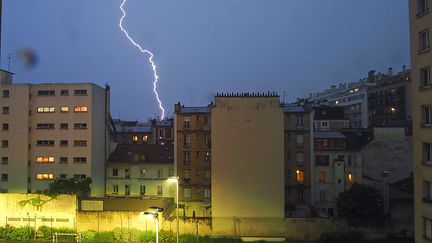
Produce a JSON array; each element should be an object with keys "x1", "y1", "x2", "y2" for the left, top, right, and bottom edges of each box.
[
  {"x1": 37, "y1": 107, "x2": 55, "y2": 113},
  {"x1": 132, "y1": 136, "x2": 138, "y2": 141},
  {"x1": 204, "y1": 152, "x2": 210, "y2": 162},
  {"x1": 60, "y1": 106, "x2": 69, "y2": 112},
  {"x1": 419, "y1": 29, "x2": 430, "y2": 51},
  {"x1": 347, "y1": 172, "x2": 353, "y2": 183},
  {"x1": 73, "y1": 106, "x2": 88, "y2": 112},
  {"x1": 143, "y1": 135, "x2": 148, "y2": 141},
  {"x1": 36, "y1": 173, "x2": 54, "y2": 180},
  {"x1": 36, "y1": 157, "x2": 55, "y2": 163},
  {"x1": 296, "y1": 170, "x2": 304, "y2": 184},
  {"x1": 319, "y1": 171, "x2": 326, "y2": 182}
]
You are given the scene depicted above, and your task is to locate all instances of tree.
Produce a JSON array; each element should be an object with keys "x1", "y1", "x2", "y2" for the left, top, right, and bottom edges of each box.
[
  {"x1": 44, "y1": 178, "x2": 92, "y2": 198},
  {"x1": 336, "y1": 183, "x2": 384, "y2": 226}
]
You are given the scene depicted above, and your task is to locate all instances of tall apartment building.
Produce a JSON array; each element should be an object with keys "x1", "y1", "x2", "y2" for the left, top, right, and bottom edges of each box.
[
  {"x1": 174, "y1": 103, "x2": 211, "y2": 217},
  {"x1": 409, "y1": 0, "x2": 432, "y2": 241},
  {"x1": 0, "y1": 71, "x2": 110, "y2": 197},
  {"x1": 106, "y1": 144, "x2": 174, "y2": 197},
  {"x1": 367, "y1": 67, "x2": 412, "y2": 132},
  {"x1": 284, "y1": 105, "x2": 314, "y2": 218}
]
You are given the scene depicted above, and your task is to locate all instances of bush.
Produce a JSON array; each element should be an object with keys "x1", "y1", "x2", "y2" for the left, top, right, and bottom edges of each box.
[
  {"x1": 81, "y1": 230, "x2": 97, "y2": 241},
  {"x1": 7, "y1": 226, "x2": 35, "y2": 240},
  {"x1": 139, "y1": 230, "x2": 155, "y2": 242},
  {"x1": 94, "y1": 231, "x2": 115, "y2": 241},
  {"x1": 0, "y1": 224, "x2": 15, "y2": 239},
  {"x1": 37, "y1": 225, "x2": 52, "y2": 240}
]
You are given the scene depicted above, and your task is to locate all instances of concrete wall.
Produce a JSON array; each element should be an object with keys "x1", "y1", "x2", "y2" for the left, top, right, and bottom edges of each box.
[
  {"x1": 0, "y1": 193, "x2": 77, "y2": 229},
  {"x1": 211, "y1": 96, "x2": 284, "y2": 219}
]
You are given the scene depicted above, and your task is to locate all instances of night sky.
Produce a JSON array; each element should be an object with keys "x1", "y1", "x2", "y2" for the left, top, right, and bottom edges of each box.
[{"x1": 3, "y1": 0, "x2": 410, "y2": 120}]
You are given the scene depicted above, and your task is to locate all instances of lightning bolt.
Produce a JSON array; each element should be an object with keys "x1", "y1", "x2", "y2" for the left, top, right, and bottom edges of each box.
[{"x1": 119, "y1": 0, "x2": 165, "y2": 120}]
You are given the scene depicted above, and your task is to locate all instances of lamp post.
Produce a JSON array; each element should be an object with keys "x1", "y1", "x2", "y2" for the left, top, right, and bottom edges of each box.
[
  {"x1": 143, "y1": 207, "x2": 164, "y2": 243},
  {"x1": 169, "y1": 176, "x2": 179, "y2": 243}
]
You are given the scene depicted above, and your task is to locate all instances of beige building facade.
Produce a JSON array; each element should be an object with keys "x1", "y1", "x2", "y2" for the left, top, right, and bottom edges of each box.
[
  {"x1": 211, "y1": 94, "x2": 285, "y2": 219},
  {"x1": 0, "y1": 72, "x2": 110, "y2": 197},
  {"x1": 409, "y1": 0, "x2": 432, "y2": 241}
]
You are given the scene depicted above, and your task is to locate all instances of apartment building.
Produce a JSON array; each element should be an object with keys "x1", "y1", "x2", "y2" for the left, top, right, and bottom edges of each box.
[
  {"x1": 151, "y1": 118, "x2": 174, "y2": 145},
  {"x1": 284, "y1": 104, "x2": 314, "y2": 218},
  {"x1": 0, "y1": 71, "x2": 110, "y2": 197},
  {"x1": 174, "y1": 103, "x2": 211, "y2": 217},
  {"x1": 367, "y1": 67, "x2": 412, "y2": 132},
  {"x1": 112, "y1": 119, "x2": 152, "y2": 145},
  {"x1": 409, "y1": 0, "x2": 432, "y2": 241},
  {"x1": 106, "y1": 144, "x2": 174, "y2": 197}
]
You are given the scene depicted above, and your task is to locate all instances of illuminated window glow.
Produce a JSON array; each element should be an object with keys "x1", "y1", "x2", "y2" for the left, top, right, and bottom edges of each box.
[
  {"x1": 36, "y1": 173, "x2": 54, "y2": 180},
  {"x1": 37, "y1": 107, "x2": 55, "y2": 113},
  {"x1": 132, "y1": 136, "x2": 138, "y2": 141},
  {"x1": 296, "y1": 170, "x2": 304, "y2": 184},
  {"x1": 143, "y1": 135, "x2": 148, "y2": 141},
  {"x1": 74, "y1": 106, "x2": 88, "y2": 112},
  {"x1": 348, "y1": 172, "x2": 353, "y2": 183},
  {"x1": 60, "y1": 106, "x2": 69, "y2": 112},
  {"x1": 36, "y1": 157, "x2": 55, "y2": 163}
]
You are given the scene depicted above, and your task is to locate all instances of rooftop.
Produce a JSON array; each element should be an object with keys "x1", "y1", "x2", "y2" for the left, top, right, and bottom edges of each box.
[{"x1": 107, "y1": 144, "x2": 173, "y2": 164}]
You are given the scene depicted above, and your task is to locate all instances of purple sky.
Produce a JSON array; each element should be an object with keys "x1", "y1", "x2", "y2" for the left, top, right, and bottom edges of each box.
[{"x1": 3, "y1": 0, "x2": 410, "y2": 120}]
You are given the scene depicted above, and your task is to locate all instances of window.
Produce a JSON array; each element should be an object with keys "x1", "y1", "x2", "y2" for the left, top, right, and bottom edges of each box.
[
  {"x1": 37, "y1": 106, "x2": 55, "y2": 113},
  {"x1": 183, "y1": 134, "x2": 191, "y2": 145},
  {"x1": 73, "y1": 140, "x2": 87, "y2": 146},
  {"x1": 184, "y1": 152, "x2": 190, "y2": 164},
  {"x1": 2, "y1": 123, "x2": 8, "y2": 131},
  {"x1": 60, "y1": 123, "x2": 68, "y2": 129},
  {"x1": 348, "y1": 155, "x2": 357, "y2": 167},
  {"x1": 1, "y1": 174, "x2": 8, "y2": 181},
  {"x1": 1, "y1": 157, "x2": 8, "y2": 165},
  {"x1": 36, "y1": 173, "x2": 54, "y2": 180},
  {"x1": 183, "y1": 117, "x2": 190, "y2": 128},
  {"x1": 204, "y1": 170, "x2": 211, "y2": 179},
  {"x1": 132, "y1": 135, "x2": 138, "y2": 142},
  {"x1": 424, "y1": 180, "x2": 432, "y2": 202},
  {"x1": 113, "y1": 185, "x2": 119, "y2": 194},
  {"x1": 143, "y1": 135, "x2": 148, "y2": 142},
  {"x1": 319, "y1": 190, "x2": 326, "y2": 202},
  {"x1": 2, "y1": 107, "x2": 9, "y2": 114},
  {"x1": 36, "y1": 157, "x2": 55, "y2": 163},
  {"x1": 74, "y1": 123, "x2": 87, "y2": 129},
  {"x1": 204, "y1": 188, "x2": 211, "y2": 198},
  {"x1": 296, "y1": 152, "x2": 304, "y2": 165},
  {"x1": 59, "y1": 174, "x2": 68, "y2": 179},
  {"x1": 204, "y1": 152, "x2": 210, "y2": 162},
  {"x1": 297, "y1": 189, "x2": 304, "y2": 201},
  {"x1": 157, "y1": 168, "x2": 163, "y2": 178},
  {"x1": 2, "y1": 140, "x2": 8, "y2": 148},
  {"x1": 424, "y1": 217, "x2": 432, "y2": 240},
  {"x1": 74, "y1": 106, "x2": 88, "y2": 112},
  {"x1": 140, "y1": 185, "x2": 146, "y2": 195},
  {"x1": 73, "y1": 157, "x2": 87, "y2": 163},
  {"x1": 112, "y1": 168, "x2": 118, "y2": 177},
  {"x1": 125, "y1": 185, "x2": 130, "y2": 195},
  {"x1": 60, "y1": 90, "x2": 69, "y2": 96},
  {"x1": 319, "y1": 171, "x2": 326, "y2": 182},
  {"x1": 36, "y1": 123, "x2": 54, "y2": 129},
  {"x1": 183, "y1": 169, "x2": 190, "y2": 179},
  {"x1": 60, "y1": 106, "x2": 69, "y2": 112},
  {"x1": 296, "y1": 170, "x2": 304, "y2": 184},
  {"x1": 157, "y1": 185, "x2": 163, "y2": 195},
  {"x1": 420, "y1": 67, "x2": 431, "y2": 87},
  {"x1": 159, "y1": 129, "x2": 164, "y2": 139},
  {"x1": 424, "y1": 143, "x2": 432, "y2": 163},
  {"x1": 419, "y1": 29, "x2": 430, "y2": 51},
  {"x1": 184, "y1": 188, "x2": 191, "y2": 198},
  {"x1": 422, "y1": 105, "x2": 432, "y2": 126},
  {"x1": 347, "y1": 172, "x2": 353, "y2": 183},
  {"x1": 36, "y1": 140, "x2": 54, "y2": 146},
  {"x1": 296, "y1": 134, "x2": 304, "y2": 147},
  {"x1": 59, "y1": 157, "x2": 68, "y2": 164},
  {"x1": 37, "y1": 90, "x2": 55, "y2": 96},
  {"x1": 418, "y1": 0, "x2": 429, "y2": 14},
  {"x1": 140, "y1": 168, "x2": 146, "y2": 177},
  {"x1": 204, "y1": 116, "x2": 209, "y2": 125},
  {"x1": 74, "y1": 89, "x2": 87, "y2": 96},
  {"x1": 296, "y1": 115, "x2": 304, "y2": 127},
  {"x1": 316, "y1": 155, "x2": 330, "y2": 166},
  {"x1": 2, "y1": 90, "x2": 9, "y2": 97},
  {"x1": 73, "y1": 174, "x2": 87, "y2": 180}
]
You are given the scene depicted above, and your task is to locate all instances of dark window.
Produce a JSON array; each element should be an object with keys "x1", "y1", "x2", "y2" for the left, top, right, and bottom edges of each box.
[
  {"x1": 59, "y1": 174, "x2": 68, "y2": 179},
  {"x1": 60, "y1": 90, "x2": 69, "y2": 96},
  {"x1": 419, "y1": 29, "x2": 430, "y2": 51},
  {"x1": 60, "y1": 123, "x2": 68, "y2": 129},
  {"x1": 60, "y1": 140, "x2": 68, "y2": 146},
  {"x1": 1, "y1": 174, "x2": 8, "y2": 181},
  {"x1": 37, "y1": 90, "x2": 55, "y2": 96},
  {"x1": 112, "y1": 169, "x2": 118, "y2": 177},
  {"x1": 418, "y1": 0, "x2": 429, "y2": 14},
  {"x1": 73, "y1": 157, "x2": 87, "y2": 163},
  {"x1": 74, "y1": 89, "x2": 87, "y2": 96},
  {"x1": 59, "y1": 157, "x2": 68, "y2": 164},
  {"x1": 2, "y1": 90, "x2": 9, "y2": 97},
  {"x1": 2, "y1": 140, "x2": 8, "y2": 148},
  {"x1": 36, "y1": 140, "x2": 54, "y2": 146},
  {"x1": 1, "y1": 157, "x2": 8, "y2": 165},
  {"x1": 2, "y1": 107, "x2": 9, "y2": 114},
  {"x1": 2, "y1": 123, "x2": 8, "y2": 131},
  {"x1": 420, "y1": 67, "x2": 431, "y2": 87},
  {"x1": 73, "y1": 123, "x2": 87, "y2": 129}
]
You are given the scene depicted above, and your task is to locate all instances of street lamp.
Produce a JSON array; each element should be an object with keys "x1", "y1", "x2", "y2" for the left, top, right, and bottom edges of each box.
[
  {"x1": 143, "y1": 207, "x2": 164, "y2": 243},
  {"x1": 169, "y1": 176, "x2": 179, "y2": 243}
]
